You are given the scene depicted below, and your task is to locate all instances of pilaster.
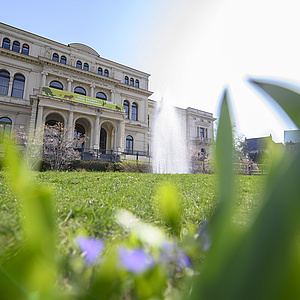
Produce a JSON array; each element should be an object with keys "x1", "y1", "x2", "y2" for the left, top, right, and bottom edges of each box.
[
  {"x1": 67, "y1": 78, "x2": 73, "y2": 92},
  {"x1": 93, "y1": 114, "x2": 100, "y2": 149},
  {"x1": 41, "y1": 71, "x2": 48, "y2": 88}
]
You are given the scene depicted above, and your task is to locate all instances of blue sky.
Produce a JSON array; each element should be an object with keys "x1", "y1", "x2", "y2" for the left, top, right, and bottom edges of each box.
[{"x1": 2, "y1": 0, "x2": 300, "y2": 142}]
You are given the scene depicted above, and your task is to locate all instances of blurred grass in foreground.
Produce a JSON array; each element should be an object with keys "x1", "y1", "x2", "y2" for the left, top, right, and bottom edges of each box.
[
  {"x1": 1, "y1": 78, "x2": 300, "y2": 299},
  {"x1": 188, "y1": 81, "x2": 300, "y2": 300}
]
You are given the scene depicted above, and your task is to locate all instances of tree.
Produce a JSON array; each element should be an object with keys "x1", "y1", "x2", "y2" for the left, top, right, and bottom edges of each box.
[
  {"x1": 13, "y1": 123, "x2": 86, "y2": 171},
  {"x1": 43, "y1": 123, "x2": 85, "y2": 171}
]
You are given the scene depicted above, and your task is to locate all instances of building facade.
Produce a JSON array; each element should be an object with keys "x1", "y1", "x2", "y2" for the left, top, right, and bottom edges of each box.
[
  {"x1": 148, "y1": 100, "x2": 215, "y2": 157},
  {"x1": 284, "y1": 130, "x2": 300, "y2": 144},
  {"x1": 0, "y1": 23, "x2": 214, "y2": 160}
]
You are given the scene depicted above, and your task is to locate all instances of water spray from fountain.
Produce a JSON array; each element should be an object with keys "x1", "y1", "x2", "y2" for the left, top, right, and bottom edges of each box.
[{"x1": 151, "y1": 87, "x2": 189, "y2": 174}]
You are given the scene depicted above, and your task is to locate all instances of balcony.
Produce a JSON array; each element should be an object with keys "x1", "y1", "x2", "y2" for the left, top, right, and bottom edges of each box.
[{"x1": 194, "y1": 136, "x2": 211, "y2": 143}]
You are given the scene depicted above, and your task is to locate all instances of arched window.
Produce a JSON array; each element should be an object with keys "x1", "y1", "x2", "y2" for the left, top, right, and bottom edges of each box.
[
  {"x1": 12, "y1": 41, "x2": 20, "y2": 52},
  {"x1": 104, "y1": 69, "x2": 109, "y2": 77},
  {"x1": 124, "y1": 76, "x2": 129, "y2": 85},
  {"x1": 76, "y1": 60, "x2": 82, "y2": 69},
  {"x1": 21, "y1": 44, "x2": 29, "y2": 55},
  {"x1": 74, "y1": 86, "x2": 86, "y2": 95},
  {"x1": 45, "y1": 120, "x2": 59, "y2": 126},
  {"x1": 135, "y1": 79, "x2": 139, "y2": 88},
  {"x1": 2, "y1": 38, "x2": 10, "y2": 50},
  {"x1": 0, "y1": 70, "x2": 10, "y2": 96},
  {"x1": 11, "y1": 74, "x2": 25, "y2": 98},
  {"x1": 83, "y1": 63, "x2": 89, "y2": 71},
  {"x1": 0, "y1": 117, "x2": 12, "y2": 138},
  {"x1": 98, "y1": 67, "x2": 103, "y2": 75},
  {"x1": 123, "y1": 100, "x2": 129, "y2": 119},
  {"x1": 52, "y1": 53, "x2": 59, "y2": 62},
  {"x1": 126, "y1": 135, "x2": 133, "y2": 154},
  {"x1": 130, "y1": 78, "x2": 134, "y2": 86},
  {"x1": 60, "y1": 55, "x2": 66, "y2": 64},
  {"x1": 49, "y1": 80, "x2": 63, "y2": 90},
  {"x1": 96, "y1": 92, "x2": 107, "y2": 101},
  {"x1": 131, "y1": 102, "x2": 138, "y2": 121}
]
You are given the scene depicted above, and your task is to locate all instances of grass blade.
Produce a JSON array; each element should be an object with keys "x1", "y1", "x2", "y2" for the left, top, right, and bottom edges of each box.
[{"x1": 248, "y1": 78, "x2": 300, "y2": 128}]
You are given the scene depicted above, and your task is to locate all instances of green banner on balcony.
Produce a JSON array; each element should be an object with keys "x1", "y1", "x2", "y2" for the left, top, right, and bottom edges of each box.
[{"x1": 42, "y1": 86, "x2": 123, "y2": 112}]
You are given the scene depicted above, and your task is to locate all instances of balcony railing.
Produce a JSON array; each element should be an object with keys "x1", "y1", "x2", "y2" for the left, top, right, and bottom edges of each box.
[{"x1": 194, "y1": 137, "x2": 211, "y2": 143}]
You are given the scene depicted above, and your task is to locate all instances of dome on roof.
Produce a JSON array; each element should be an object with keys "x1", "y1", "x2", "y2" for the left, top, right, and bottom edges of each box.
[{"x1": 68, "y1": 43, "x2": 100, "y2": 57}]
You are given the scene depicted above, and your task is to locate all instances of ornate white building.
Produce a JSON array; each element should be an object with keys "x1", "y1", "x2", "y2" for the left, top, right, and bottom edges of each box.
[{"x1": 0, "y1": 22, "x2": 214, "y2": 160}]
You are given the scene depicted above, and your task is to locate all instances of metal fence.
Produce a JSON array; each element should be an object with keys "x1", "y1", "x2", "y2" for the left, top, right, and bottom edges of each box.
[
  {"x1": 233, "y1": 163, "x2": 269, "y2": 175},
  {"x1": 77, "y1": 148, "x2": 150, "y2": 162}
]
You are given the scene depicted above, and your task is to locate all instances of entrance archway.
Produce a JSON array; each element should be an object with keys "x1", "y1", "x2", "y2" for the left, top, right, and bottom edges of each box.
[
  {"x1": 99, "y1": 121, "x2": 116, "y2": 153},
  {"x1": 44, "y1": 113, "x2": 65, "y2": 148},
  {"x1": 45, "y1": 112, "x2": 65, "y2": 126},
  {"x1": 75, "y1": 117, "x2": 91, "y2": 149},
  {"x1": 100, "y1": 128, "x2": 107, "y2": 153},
  {"x1": 74, "y1": 124, "x2": 85, "y2": 149}
]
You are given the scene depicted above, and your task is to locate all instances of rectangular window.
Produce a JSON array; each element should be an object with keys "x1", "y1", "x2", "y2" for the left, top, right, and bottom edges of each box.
[{"x1": 199, "y1": 127, "x2": 204, "y2": 138}]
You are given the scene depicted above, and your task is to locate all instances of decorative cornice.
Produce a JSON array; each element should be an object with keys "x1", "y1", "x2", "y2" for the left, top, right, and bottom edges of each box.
[
  {"x1": 124, "y1": 120, "x2": 148, "y2": 130},
  {"x1": 0, "y1": 96, "x2": 31, "y2": 108},
  {"x1": 0, "y1": 48, "x2": 40, "y2": 65},
  {"x1": 118, "y1": 83, "x2": 153, "y2": 97}
]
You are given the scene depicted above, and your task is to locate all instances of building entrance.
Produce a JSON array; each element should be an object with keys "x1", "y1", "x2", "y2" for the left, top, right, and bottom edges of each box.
[{"x1": 100, "y1": 128, "x2": 107, "y2": 153}]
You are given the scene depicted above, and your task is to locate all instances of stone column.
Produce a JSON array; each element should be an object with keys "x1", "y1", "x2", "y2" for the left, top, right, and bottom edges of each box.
[
  {"x1": 67, "y1": 110, "x2": 74, "y2": 142},
  {"x1": 70, "y1": 56, "x2": 75, "y2": 67},
  {"x1": 90, "y1": 124, "x2": 94, "y2": 148},
  {"x1": 112, "y1": 127, "x2": 115, "y2": 150},
  {"x1": 129, "y1": 102, "x2": 132, "y2": 120},
  {"x1": 29, "y1": 98, "x2": 38, "y2": 136},
  {"x1": 36, "y1": 104, "x2": 44, "y2": 132},
  {"x1": 118, "y1": 117, "x2": 125, "y2": 152},
  {"x1": 110, "y1": 90, "x2": 115, "y2": 103},
  {"x1": 144, "y1": 100, "x2": 148, "y2": 125},
  {"x1": 94, "y1": 115, "x2": 100, "y2": 149},
  {"x1": 41, "y1": 72, "x2": 48, "y2": 88},
  {"x1": 90, "y1": 84, "x2": 95, "y2": 97},
  {"x1": 8, "y1": 76, "x2": 13, "y2": 96},
  {"x1": 67, "y1": 79, "x2": 73, "y2": 92}
]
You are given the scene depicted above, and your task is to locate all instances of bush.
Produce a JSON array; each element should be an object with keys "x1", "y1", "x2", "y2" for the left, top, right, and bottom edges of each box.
[
  {"x1": 40, "y1": 159, "x2": 152, "y2": 172},
  {"x1": 40, "y1": 159, "x2": 122, "y2": 172},
  {"x1": 116, "y1": 160, "x2": 152, "y2": 173}
]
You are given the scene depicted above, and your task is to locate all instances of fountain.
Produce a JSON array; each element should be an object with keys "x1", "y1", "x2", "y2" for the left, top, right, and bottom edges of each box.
[{"x1": 151, "y1": 92, "x2": 189, "y2": 174}]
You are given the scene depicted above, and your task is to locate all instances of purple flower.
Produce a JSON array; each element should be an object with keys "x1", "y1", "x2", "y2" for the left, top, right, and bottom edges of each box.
[
  {"x1": 118, "y1": 247, "x2": 154, "y2": 274},
  {"x1": 160, "y1": 240, "x2": 192, "y2": 270},
  {"x1": 77, "y1": 236, "x2": 104, "y2": 265},
  {"x1": 178, "y1": 253, "x2": 192, "y2": 269}
]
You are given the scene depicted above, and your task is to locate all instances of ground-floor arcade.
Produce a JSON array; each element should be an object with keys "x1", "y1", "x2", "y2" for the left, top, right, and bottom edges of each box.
[{"x1": 25, "y1": 94, "x2": 149, "y2": 161}]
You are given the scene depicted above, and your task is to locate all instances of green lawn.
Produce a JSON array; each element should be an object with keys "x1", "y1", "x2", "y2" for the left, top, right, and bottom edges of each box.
[{"x1": 0, "y1": 171, "x2": 264, "y2": 262}]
